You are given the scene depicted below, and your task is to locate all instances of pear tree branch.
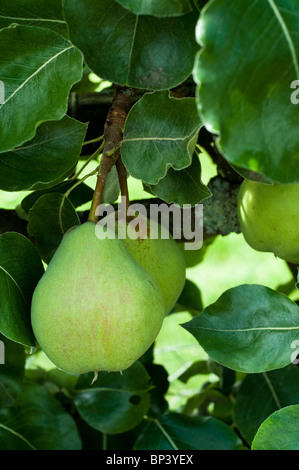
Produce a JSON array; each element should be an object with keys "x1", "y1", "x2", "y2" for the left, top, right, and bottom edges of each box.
[{"x1": 88, "y1": 86, "x2": 134, "y2": 223}]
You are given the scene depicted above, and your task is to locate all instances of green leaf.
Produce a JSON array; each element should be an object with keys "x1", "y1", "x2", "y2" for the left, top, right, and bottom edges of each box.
[
  {"x1": 134, "y1": 412, "x2": 242, "y2": 450},
  {"x1": 74, "y1": 361, "x2": 151, "y2": 434},
  {"x1": 115, "y1": 0, "x2": 193, "y2": 17},
  {"x1": 25, "y1": 364, "x2": 78, "y2": 397},
  {"x1": 177, "y1": 360, "x2": 210, "y2": 383},
  {"x1": 230, "y1": 165, "x2": 273, "y2": 184},
  {"x1": 0, "y1": 24, "x2": 83, "y2": 153},
  {"x1": 182, "y1": 386, "x2": 233, "y2": 420},
  {"x1": 0, "y1": 384, "x2": 81, "y2": 450},
  {"x1": 207, "y1": 360, "x2": 236, "y2": 393},
  {"x1": 147, "y1": 153, "x2": 212, "y2": 206},
  {"x1": 27, "y1": 193, "x2": 80, "y2": 263},
  {"x1": 101, "y1": 164, "x2": 121, "y2": 204},
  {"x1": 0, "y1": 232, "x2": 44, "y2": 347},
  {"x1": 175, "y1": 279, "x2": 203, "y2": 316},
  {"x1": 194, "y1": 0, "x2": 208, "y2": 10},
  {"x1": 21, "y1": 180, "x2": 94, "y2": 214},
  {"x1": 0, "y1": 0, "x2": 68, "y2": 36},
  {"x1": 145, "y1": 363, "x2": 169, "y2": 418},
  {"x1": 63, "y1": 0, "x2": 198, "y2": 90},
  {"x1": 0, "y1": 334, "x2": 25, "y2": 409},
  {"x1": 194, "y1": 0, "x2": 299, "y2": 183},
  {"x1": 252, "y1": 405, "x2": 299, "y2": 450},
  {"x1": 0, "y1": 116, "x2": 87, "y2": 191},
  {"x1": 234, "y1": 364, "x2": 299, "y2": 445},
  {"x1": 122, "y1": 92, "x2": 201, "y2": 184},
  {"x1": 20, "y1": 162, "x2": 119, "y2": 211},
  {"x1": 179, "y1": 236, "x2": 215, "y2": 268},
  {"x1": 182, "y1": 284, "x2": 299, "y2": 373}
]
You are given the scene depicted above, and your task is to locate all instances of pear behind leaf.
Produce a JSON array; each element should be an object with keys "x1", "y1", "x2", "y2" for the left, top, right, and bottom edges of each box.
[{"x1": 115, "y1": 214, "x2": 186, "y2": 315}]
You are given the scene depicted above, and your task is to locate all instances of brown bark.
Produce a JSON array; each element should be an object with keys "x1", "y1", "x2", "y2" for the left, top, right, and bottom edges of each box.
[{"x1": 88, "y1": 86, "x2": 134, "y2": 222}]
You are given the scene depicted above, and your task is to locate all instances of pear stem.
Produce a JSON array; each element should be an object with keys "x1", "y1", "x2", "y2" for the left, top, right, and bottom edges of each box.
[
  {"x1": 116, "y1": 156, "x2": 130, "y2": 213},
  {"x1": 73, "y1": 140, "x2": 105, "y2": 180},
  {"x1": 90, "y1": 370, "x2": 98, "y2": 385},
  {"x1": 88, "y1": 152, "x2": 118, "y2": 223},
  {"x1": 63, "y1": 167, "x2": 100, "y2": 200},
  {"x1": 88, "y1": 86, "x2": 134, "y2": 224},
  {"x1": 82, "y1": 134, "x2": 104, "y2": 147},
  {"x1": 102, "y1": 433, "x2": 107, "y2": 450}
]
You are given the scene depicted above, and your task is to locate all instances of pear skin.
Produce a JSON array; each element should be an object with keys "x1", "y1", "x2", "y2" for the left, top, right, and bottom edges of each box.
[
  {"x1": 113, "y1": 214, "x2": 186, "y2": 315},
  {"x1": 238, "y1": 179, "x2": 299, "y2": 264},
  {"x1": 31, "y1": 222, "x2": 165, "y2": 374}
]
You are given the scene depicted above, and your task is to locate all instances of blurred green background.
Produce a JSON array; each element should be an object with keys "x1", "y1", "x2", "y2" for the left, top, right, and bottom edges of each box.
[{"x1": 0, "y1": 151, "x2": 296, "y2": 412}]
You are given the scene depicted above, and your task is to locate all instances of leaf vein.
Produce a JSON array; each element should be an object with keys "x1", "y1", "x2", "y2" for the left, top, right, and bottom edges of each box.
[{"x1": 0, "y1": 45, "x2": 73, "y2": 108}]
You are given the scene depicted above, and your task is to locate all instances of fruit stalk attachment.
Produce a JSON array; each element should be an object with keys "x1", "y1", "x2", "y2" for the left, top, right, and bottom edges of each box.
[{"x1": 88, "y1": 86, "x2": 134, "y2": 223}]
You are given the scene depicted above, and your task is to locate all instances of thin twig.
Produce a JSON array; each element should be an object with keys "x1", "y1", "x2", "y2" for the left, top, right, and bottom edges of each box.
[
  {"x1": 73, "y1": 141, "x2": 105, "y2": 180},
  {"x1": 116, "y1": 156, "x2": 130, "y2": 213},
  {"x1": 64, "y1": 167, "x2": 100, "y2": 200},
  {"x1": 82, "y1": 134, "x2": 104, "y2": 147}
]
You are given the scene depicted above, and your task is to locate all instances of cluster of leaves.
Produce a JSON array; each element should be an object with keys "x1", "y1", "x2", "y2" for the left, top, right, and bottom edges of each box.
[
  {"x1": 0, "y1": 330, "x2": 243, "y2": 450},
  {"x1": 1, "y1": 0, "x2": 299, "y2": 450}
]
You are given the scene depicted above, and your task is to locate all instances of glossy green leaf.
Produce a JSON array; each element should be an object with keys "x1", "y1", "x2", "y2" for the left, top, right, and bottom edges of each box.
[
  {"x1": 179, "y1": 236, "x2": 215, "y2": 268},
  {"x1": 230, "y1": 165, "x2": 273, "y2": 184},
  {"x1": 0, "y1": 24, "x2": 83, "y2": 153},
  {"x1": 0, "y1": 232, "x2": 44, "y2": 347},
  {"x1": 63, "y1": 0, "x2": 198, "y2": 90},
  {"x1": 101, "y1": 165, "x2": 120, "y2": 204},
  {"x1": 0, "y1": 0, "x2": 68, "y2": 36},
  {"x1": 147, "y1": 154, "x2": 212, "y2": 206},
  {"x1": 134, "y1": 412, "x2": 242, "y2": 450},
  {"x1": 0, "y1": 117, "x2": 87, "y2": 191},
  {"x1": 182, "y1": 284, "x2": 299, "y2": 373},
  {"x1": 194, "y1": 0, "x2": 299, "y2": 183},
  {"x1": 74, "y1": 361, "x2": 151, "y2": 434},
  {"x1": 175, "y1": 279, "x2": 203, "y2": 316},
  {"x1": 0, "y1": 384, "x2": 81, "y2": 450},
  {"x1": 145, "y1": 363, "x2": 169, "y2": 418},
  {"x1": 0, "y1": 334, "x2": 25, "y2": 409},
  {"x1": 122, "y1": 92, "x2": 201, "y2": 184},
  {"x1": 21, "y1": 180, "x2": 94, "y2": 214},
  {"x1": 182, "y1": 386, "x2": 233, "y2": 419},
  {"x1": 27, "y1": 193, "x2": 80, "y2": 263},
  {"x1": 177, "y1": 360, "x2": 210, "y2": 383},
  {"x1": 252, "y1": 405, "x2": 299, "y2": 450},
  {"x1": 115, "y1": 0, "x2": 193, "y2": 17},
  {"x1": 234, "y1": 364, "x2": 299, "y2": 445}
]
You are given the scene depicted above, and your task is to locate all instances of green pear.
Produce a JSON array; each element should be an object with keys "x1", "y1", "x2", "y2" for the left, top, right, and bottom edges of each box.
[
  {"x1": 31, "y1": 222, "x2": 165, "y2": 374},
  {"x1": 110, "y1": 213, "x2": 186, "y2": 315},
  {"x1": 237, "y1": 179, "x2": 299, "y2": 264}
]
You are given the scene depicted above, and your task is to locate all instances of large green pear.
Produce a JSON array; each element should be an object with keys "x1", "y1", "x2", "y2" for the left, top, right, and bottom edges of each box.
[
  {"x1": 237, "y1": 179, "x2": 299, "y2": 264},
  {"x1": 31, "y1": 222, "x2": 165, "y2": 374},
  {"x1": 110, "y1": 213, "x2": 186, "y2": 315}
]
